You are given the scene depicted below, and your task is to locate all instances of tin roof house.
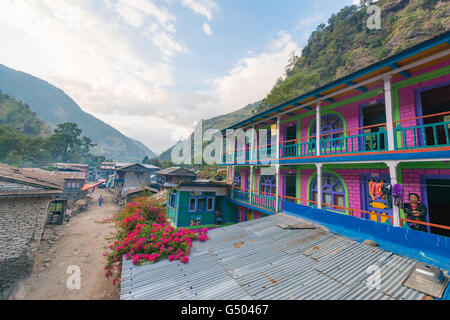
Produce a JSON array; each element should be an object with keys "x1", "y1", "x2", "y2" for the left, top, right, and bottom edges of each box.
[{"x1": 166, "y1": 180, "x2": 242, "y2": 228}]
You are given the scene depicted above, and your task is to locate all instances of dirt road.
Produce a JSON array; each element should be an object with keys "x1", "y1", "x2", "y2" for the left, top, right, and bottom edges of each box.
[{"x1": 11, "y1": 189, "x2": 121, "y2": 300}]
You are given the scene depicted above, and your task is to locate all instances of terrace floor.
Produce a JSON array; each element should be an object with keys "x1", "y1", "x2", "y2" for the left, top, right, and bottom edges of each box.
[{"x1": 120, "y1": 213, "x2": 448, "y2": 300}]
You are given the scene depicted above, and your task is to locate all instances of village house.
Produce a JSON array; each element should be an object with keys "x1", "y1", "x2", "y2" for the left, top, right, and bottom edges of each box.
[
  {"x1": 114, "y1": 163, "x2": 159, "y2": 200},
  {"x1": 155, "y1": 167, "x2": 197, "y2": 190},
  {"x1": 99, "y1": 162, "x2": 116, "y2": 180},
  {"x1": 0, "y1": 163, "x2": 62, "y2": 298},
  {"x1": 122, "y1": 33, "x2": 450, "y2": 300},
  {"x1": 222, "y1": 33, "x2": 450, "y2": 237},
  {"x1": 24, "y1": 169, "x2": 88, "y2": 224},
  {"x1": 53, "y1": 163, "x2": 89, "y2": 174},
  {"x1": 166, "y1": 180, "x2": 239, "y2": 228}
]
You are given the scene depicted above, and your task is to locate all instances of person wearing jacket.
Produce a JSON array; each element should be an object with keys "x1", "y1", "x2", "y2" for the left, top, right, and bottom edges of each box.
[{"x1": 404, "y1": 193, "x2": 428, "y2": 232}]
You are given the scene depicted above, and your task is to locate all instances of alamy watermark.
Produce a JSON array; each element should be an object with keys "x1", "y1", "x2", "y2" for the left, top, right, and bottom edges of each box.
[
  {"x1": 366, "y1": 265, "x2": 381, "y2": 290},
  {"x1": 170, "y1": 120, "x2": 279, "y2": 166},
  {"x1": 66, "y1": 265, "x2": 81, "y2": 290},
  {"x1": 365, "y1": 0, "x2": 381, "y2": 30}
]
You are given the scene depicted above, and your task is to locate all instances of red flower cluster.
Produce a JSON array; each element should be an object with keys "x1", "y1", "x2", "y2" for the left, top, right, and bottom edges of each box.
[{"x1": 104, "y1": 197, "x2": 209, "y2": 286}]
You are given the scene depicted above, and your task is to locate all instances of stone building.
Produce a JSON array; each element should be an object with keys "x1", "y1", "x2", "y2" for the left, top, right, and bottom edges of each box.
[
  {"x1": 155, "y1": 167, "x2": 197, "y2": 190},
  {"x1": 0, "y1": 164, "x2": 62, "y2": 298},
  {"x1": 115, "y1": 163, "x2": 159, "y2": 198}
]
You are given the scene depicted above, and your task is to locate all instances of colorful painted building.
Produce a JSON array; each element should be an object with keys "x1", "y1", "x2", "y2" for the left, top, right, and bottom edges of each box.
[{"x1": 221, "y1": 32, "x2": 450, "y2": 239}]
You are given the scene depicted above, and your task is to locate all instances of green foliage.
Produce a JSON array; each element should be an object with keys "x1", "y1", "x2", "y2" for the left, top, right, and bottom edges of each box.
[
  {"x1": 0, "y1": 91, "x2": 49, "y2": 136},
  {"x1": 0, "y1": 94, "x2": 105, "y2": 167},
  {"x1": 0, "y1": 65, "x2": 156, "y2": 162},
  {"x1": 255, "y1": 0, "x2": 448, "y2": 114}
]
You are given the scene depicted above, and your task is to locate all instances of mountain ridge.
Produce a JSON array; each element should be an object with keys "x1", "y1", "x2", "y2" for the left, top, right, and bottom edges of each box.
[{"x1": 0, "y1": 64, "x2": 156, "y2": 162}]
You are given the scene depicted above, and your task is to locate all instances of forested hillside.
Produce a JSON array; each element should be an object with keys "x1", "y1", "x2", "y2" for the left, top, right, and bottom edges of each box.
[
  {"x1": 0, "y1": 91, "x2": 50, "y2": 137},
  {"x1": 157, "y1": 101, "x2": 261, "y2": 161},
  {"x1": 0, "y1": 64, "x2": 156, "y2": 162},
  {"x1": 258, "y1": 0, "x2": 449, "y2": 112}
]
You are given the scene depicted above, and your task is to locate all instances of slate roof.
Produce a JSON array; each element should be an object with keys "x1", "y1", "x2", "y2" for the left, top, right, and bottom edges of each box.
[
  {"x1": 156, "y1": 167, "x2": 196, "y2": 176},
  {"x1": 0, "y1": 163, "x2": 63, "y2": 197},
  {"x1": 24, "y1": 168, "x2": 87, "y2": 180},
  {"x1": 120, "y1": 213, "x2": 438, "y2": 300}
]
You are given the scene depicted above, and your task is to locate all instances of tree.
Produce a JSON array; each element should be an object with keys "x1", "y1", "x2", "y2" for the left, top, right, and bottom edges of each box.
[{"x1": 47, "y1": 122, "x2": 95, "y2": 162}]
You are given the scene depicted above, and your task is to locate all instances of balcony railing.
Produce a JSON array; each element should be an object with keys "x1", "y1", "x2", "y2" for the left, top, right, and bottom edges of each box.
[
  {"x1": 231, "y1": 188, "x2": 280, "y2": 212},
  {"x1": 394, "y1": 112, "x2": 450, "y2": 150},
  {"x1": 222, "y1": 112, "x2": 449, "y2": 163}
]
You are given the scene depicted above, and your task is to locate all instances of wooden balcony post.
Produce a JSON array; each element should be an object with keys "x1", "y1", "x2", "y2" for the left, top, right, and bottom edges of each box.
[
  {"x1": 276, "y1": 116, "x2": 281, "y2": 161},
  {"x1": 387, "y1": 160, "x2": 401, "y2": 227},
  {"x1": 250, "y1": 125, "x2": 256, "y2": 164},
  {"x1": 231, "y1": 166, "x2": 235, "y2": 199},
  {"x1": 316, "y1": 102, "x2": 321, "y2": 156},
  {"x1": 249, "y1": 165, "x2": 254, "y2": 204},
  {"x1": 275, "y1": 164, "x2": 280, "y2": 212},
  {"x1": 384, "y1": 76, "x2": 395, "y2": 151},
  {"x1": 316, "y1": 163, "x2": 323, "y2": 210}
]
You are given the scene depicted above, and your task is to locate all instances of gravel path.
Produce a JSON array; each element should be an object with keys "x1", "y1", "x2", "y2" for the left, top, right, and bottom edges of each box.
[{"x1": 11, "y1": 189, "x2": 121, "y2": 300}]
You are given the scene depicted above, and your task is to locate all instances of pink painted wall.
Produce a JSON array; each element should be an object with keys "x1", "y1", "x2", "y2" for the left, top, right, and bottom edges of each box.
[
  {"x1": 299, "y1": 92, "x2": 385, "y2": 153},
  {"x1": 294, "y1": 60, "x2": 450, "y2": 150},
  {"x1": 401, "y1": 168, "x2": 450, "y2": 203},
  {"x1": 300, "y1": 168, "x2": 390, "y2": 217},
  {"x1": 397, "y1": 64, "x2": 450, "y2": 148}
]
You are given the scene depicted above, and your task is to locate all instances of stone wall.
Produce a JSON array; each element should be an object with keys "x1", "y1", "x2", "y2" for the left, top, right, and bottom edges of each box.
[
  {"x1": 122, "y1": 171, "x2": 152, "y2": 196},
  {"x1": 0, "y1": 196, "x2": 52, "y2": 298}
]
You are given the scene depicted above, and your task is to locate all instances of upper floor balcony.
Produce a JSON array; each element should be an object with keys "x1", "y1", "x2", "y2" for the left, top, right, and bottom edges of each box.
[
  {"x1": 222, "y1": 111, "x2": 450, "y2": 166},
  {"x1": 220, "y1": 33, "x2": 450, "y2": 166}
]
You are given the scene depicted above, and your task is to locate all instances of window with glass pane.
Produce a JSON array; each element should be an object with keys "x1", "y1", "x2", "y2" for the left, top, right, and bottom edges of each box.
[
  {"x1": 234, "y1": 171, "x2": 241, "y2": 188},
  {"x1": 207, "y1": 197, "x2": 214, "y2": 211},
  {"x1": 311, "y1": 173, "x2": 346, "y2": 212},
  {"x1": 189, "y1": 198, "x2": 197, "y2": 212},
  {"x1": 311, "y1": 114, "x2": 344, "y2": 149},
  {"x1": 198, "y1": 198, "x2": 206, "y2": 212},
  {"x1": 260, "y1": 175, "x2": 276, "y2": 196}
]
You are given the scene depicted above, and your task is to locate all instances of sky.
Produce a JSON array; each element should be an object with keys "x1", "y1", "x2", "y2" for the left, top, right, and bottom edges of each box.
[{"x1": 0, "y1": 0, "x2": 359, "y2": 154}]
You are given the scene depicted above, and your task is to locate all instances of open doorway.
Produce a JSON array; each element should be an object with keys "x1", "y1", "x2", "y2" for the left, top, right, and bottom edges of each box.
[
  {"x1": 284, "y1": 174, "x2": 296, "y2": 203},
  {"x1": 424, "y1": 178, "x2": 450, "y2": 237},
  {"x1": 360, "y1": 102, "x2": 386, "y2": 151},
  {"x1": 418, "y1": 83, "x2": 450, "y2": 146},
  {"x1": 284, "y1": 123, "x2": 297, "y2": 157}
]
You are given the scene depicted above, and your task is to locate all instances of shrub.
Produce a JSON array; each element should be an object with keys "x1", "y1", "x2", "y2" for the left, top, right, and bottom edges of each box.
[{"x1": 104, "y1": 197, "x2": 209, "y2": 286}]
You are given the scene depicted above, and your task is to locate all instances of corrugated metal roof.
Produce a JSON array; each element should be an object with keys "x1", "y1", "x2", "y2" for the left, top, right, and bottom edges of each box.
[{"x1": 121, "y1": 214, "x2": 439, "y2": 300}]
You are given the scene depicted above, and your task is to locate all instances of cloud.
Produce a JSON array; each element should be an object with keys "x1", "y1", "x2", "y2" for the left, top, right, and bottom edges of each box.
[
  {"x1": 0, "y1": 0, "x2": 186, "y2": 146},
  {"x1": 202, "y1": 22, "x2": 213, "y2": 35},
  {"x1": 182, "y1": 31, "x2": 300, "y2": 123},
  {"x1": 0, "y1": 1, "x2": 299, "y2": 154},
  {"x1": 181, "y1": 0, "x2": 218, "y2": 21}
]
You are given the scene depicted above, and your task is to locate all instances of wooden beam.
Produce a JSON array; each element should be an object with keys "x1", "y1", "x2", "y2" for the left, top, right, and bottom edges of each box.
[{"x1": 389, "y1": 63, "x2": 411, "y2": 78}]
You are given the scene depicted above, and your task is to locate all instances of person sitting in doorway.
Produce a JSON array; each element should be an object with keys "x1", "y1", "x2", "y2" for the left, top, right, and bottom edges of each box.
[
  {"x1": 215, "y1": 209, "x2": 224, "y2": 225},
  {"x1": 404, "y1": 193, "x2": 428, "y2": 232}
]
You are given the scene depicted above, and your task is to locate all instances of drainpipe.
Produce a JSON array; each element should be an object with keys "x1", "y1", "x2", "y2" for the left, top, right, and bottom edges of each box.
[
  {"x1": 316, "y1": 102, "x2": 321, "y2": 156},
  {"x1": 387, "y1": 160, "x2": 401, "y2": 227},
  {"x1": 384, "y1": 76, "x2": 396, "y2": 151},
  {"x1": 316, "y1": 163, "x2": 323, "y2": 210}
]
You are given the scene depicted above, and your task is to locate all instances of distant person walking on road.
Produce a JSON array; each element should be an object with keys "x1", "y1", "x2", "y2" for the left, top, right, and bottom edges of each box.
[{"x1": 98, "y1": 195, "x2": 104, "y2": 207}]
